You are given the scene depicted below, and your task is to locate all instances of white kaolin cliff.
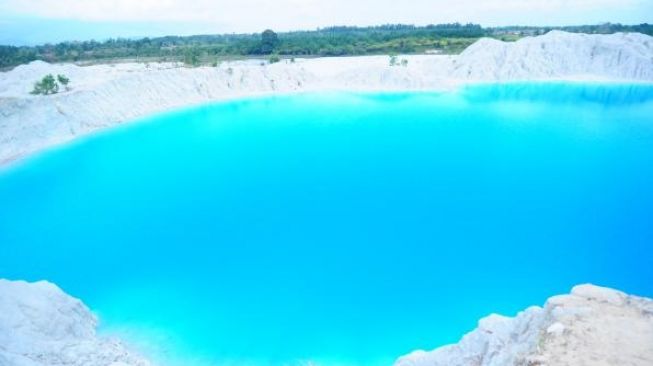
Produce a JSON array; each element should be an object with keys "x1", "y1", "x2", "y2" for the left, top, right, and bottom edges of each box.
[
  {"x1": 451, "y1": 31, "x2": 653, "y2": 81},
  {"x1": 1, "y1": 31, "x2": 653, "y2": 165}
]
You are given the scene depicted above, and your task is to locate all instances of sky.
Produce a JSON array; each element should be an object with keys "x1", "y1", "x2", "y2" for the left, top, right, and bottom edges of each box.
[{"x1": 1, "y1": 0, "x2": 652, "y2": 45}]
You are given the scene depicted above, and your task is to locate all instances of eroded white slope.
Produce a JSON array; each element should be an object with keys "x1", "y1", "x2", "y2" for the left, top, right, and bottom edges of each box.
[
  {"x1": 395, "y1": 284, "x2": 653, "y2": 366},
  {"x1": 453, "y1": 31, "x2": 653, "y2": 81},
  {"x1": 1, "y1": 31, "x2": 652, "y2": 164},
  {"x1": 0, "y1": 279, "x2": 149, "y2": 366}
]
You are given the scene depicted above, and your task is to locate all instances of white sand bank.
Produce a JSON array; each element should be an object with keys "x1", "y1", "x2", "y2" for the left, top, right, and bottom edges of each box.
[{"x1": 1, "y1": 31, "x2": 652, "y2": 165}]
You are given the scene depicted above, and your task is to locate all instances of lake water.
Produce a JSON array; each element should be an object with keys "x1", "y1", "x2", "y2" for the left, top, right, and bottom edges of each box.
[{"x1": 1, "y1": 83, "x2": 653, "y2": 366}]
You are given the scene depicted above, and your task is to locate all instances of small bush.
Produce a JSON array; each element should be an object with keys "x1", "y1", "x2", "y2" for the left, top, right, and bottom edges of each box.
[
  {"x1": 389, "y1": 54, "x2": 408, "y2": 67},
  {"x1": 389, "y1": 54, "x2": 398, "y2": 66},
  {"x1": 269, "y1": 55, "x2": 281, "y2": 64},
  {"x1": 57, "y1": 74, "x2": 70, "y2": 89},
  {"x1": 31, "y1": 74, "x2": 59, "y2": 95}
]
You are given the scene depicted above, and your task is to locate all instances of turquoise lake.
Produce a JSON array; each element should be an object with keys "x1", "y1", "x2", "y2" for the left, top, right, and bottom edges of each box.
[{"x1": 1, "y1": 83, "x2": 653, "y2": 366}]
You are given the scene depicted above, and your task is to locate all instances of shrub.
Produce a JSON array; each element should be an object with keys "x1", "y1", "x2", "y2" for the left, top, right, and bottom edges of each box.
[
  {"x1": 57, "y1": 74, "x2": 70, "y2": 89},
  {"x1": 389, "y1": 54, "x2": 398, "y2": 66},
  {"x1": 31, "y1": 74, "x2": 59, "y2": 95},
  {"x1": 269, "y1": 54, "x2": 281, "y2": 64}
]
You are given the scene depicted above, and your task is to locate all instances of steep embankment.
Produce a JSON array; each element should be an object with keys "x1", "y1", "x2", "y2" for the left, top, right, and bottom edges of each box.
[
  {"x1": 452, "y1": 31, "x2": 653, "y2": 81},
  {"x1": 1, "y1": 31, "x2": 652, "y2": 165},
  {"x1": 395, "y1": 284, "x2": 653, "y2": 366}
]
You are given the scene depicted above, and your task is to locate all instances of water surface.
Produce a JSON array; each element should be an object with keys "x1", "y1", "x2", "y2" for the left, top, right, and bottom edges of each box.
[{"x1": 1, "y1": 83, "x2": 653, "y2": 366}]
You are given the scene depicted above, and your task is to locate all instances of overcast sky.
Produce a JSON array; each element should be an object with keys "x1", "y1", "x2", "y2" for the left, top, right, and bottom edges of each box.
[{"x1": 1, "y1": 0, "x2": 652, "y2": 45}]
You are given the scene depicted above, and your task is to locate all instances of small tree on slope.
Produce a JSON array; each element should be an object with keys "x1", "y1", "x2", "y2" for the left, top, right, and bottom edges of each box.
[
  {"x1": 57, "y1": 74, "x2": 70, "y2": 90},
  {"x1": 31, "y1": 74, "x2": 59, "y2": 95}
]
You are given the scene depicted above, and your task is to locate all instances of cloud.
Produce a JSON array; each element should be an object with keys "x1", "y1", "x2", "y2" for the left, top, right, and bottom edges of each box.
[
  {"x1": 0, "y1": 0, "x2": 650, "y2": 40},
  {"x1": 0, "y1": 0, "x2": 324, "y2": 22}
]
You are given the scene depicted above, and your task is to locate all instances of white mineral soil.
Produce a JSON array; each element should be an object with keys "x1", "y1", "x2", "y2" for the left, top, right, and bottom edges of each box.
[
  {"x1": 1, "y1": 31, "x2": 652, "y2": 164},
  {"x1": 0, "y1": 279, "x2": 150, "y2": 366}
]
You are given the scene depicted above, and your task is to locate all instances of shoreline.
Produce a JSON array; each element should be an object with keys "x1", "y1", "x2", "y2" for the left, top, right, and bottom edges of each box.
[
  {"x1": 1, "y1": 31, "x2": 653, "y2": 167},
  {"x1": 3, "y1": 80, "x2": 652, "y2": 170},
  {"x1": 0, "y1": 55, "x2": 458, "y2": 167}
]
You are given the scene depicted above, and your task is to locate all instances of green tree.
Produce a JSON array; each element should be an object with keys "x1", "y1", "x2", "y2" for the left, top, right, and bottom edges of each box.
[
  {"x1": 31, "y1": 74, "x2": 59, "y2": 95},
  {"x1": 260, "y1": 29, "x2": 279, "y2": 54},
  {"x1": 184, "y1": 47, "x2": 201, "y2": 67}
]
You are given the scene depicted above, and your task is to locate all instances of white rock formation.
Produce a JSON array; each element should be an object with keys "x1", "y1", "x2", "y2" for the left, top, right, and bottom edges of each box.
[
  {"x1": 452, "y1": 31, "x2": 653, "y2": 81},
  {"x1": 1, "y1": 31, "x2": 652, "y2": 165},
  {"x1": 1, "y1": 279, "x2": 652, "y2": 366},
  {"x1": 0, "y1": 279, "x2": 149, "y2": 366},
  {"x1": 395, "y1": 284, "x2": 653, "y2": 366}
]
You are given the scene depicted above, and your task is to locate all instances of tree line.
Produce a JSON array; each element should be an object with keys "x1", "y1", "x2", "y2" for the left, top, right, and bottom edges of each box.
[{"x1": 1, "y1": 22, "x2": 651, "y2": 69}]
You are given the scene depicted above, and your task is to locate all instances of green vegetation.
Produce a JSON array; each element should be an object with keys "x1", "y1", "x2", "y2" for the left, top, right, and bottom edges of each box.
[
  {"x1": 389, "y1": 54, "x2": 408, "y2": 67},
  {"x1": 183, "y1": 47, "x2": 201, "y2": 67},
  {"x1": 31, "y1": 74, "x2": 59, "y2": 95},
  {"x1": 2, "y1": 22, "x2": 651, "y2": 69},
  {"x1": 269, "y1": 54, "x2": 281, "y2": 64},
  {"x1": 389, "y1": 54, "x2": 398, "y2": 66},
  {"x1": 260, "y1": 30, "x2": 279, "y2": 54},
  {"x1": 57, "y1": 74, "x2": 70, "y2": 90},
  {"x1": 30, "y1": 73, "x2": 71, "y2": 95}
]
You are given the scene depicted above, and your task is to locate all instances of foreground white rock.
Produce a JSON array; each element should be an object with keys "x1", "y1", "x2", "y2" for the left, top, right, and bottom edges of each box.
[
  {"x1": 1, "y1": 31, "x2": 652, "y2": 165},
  {"x1": 395, "y1": 284, "x2": 653, "y2": 366},
  {"x1": 0, "y1": 279, "x2": 149, "y2": 366},
  {"x1": 1, "y1": 279, "x2": 652, "y2": 366}
]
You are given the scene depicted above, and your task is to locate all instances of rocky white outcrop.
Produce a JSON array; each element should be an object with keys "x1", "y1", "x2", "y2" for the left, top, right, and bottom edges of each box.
[
  {"x1": 0, "y1": 279, "x2": 149, "y2": 366},
  {"x1": 1, "y1": 31, "x2": 652, "y2": 164},
  {"x1": 394, "y1": 284, "x2": 653, "y2": 366},
  {"x1": 452, "y1": 31, "x2": 653, "y2": 81},
  {"x1": 1, "y1": 280, "x2": 652, "y2": 366}
]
